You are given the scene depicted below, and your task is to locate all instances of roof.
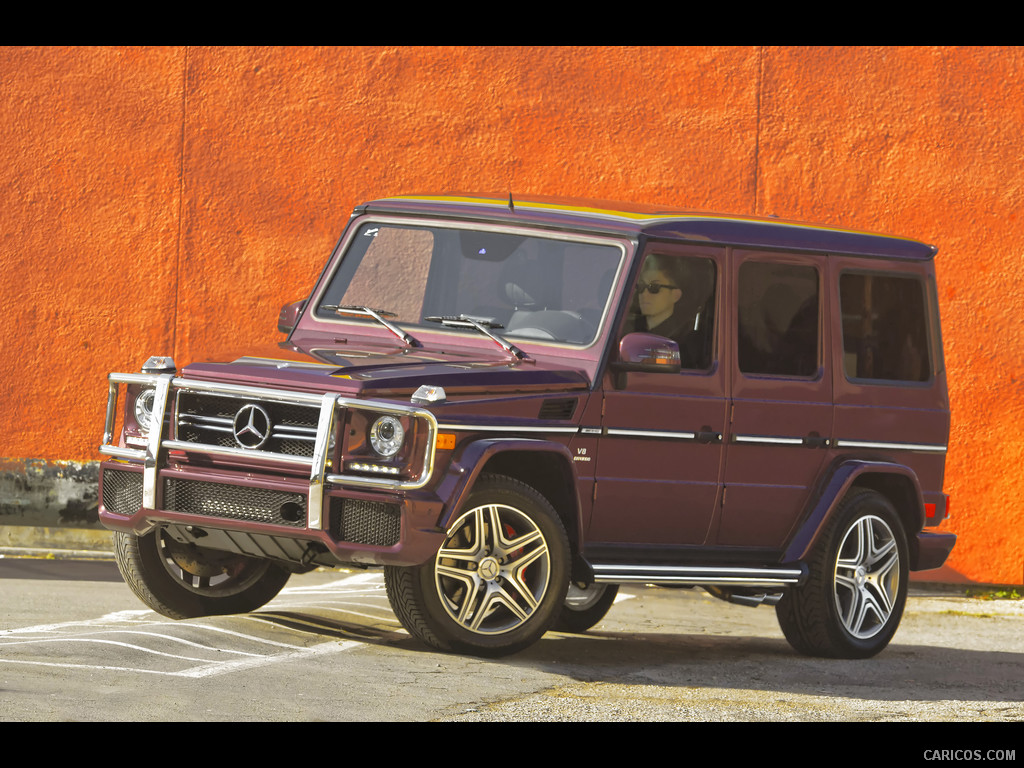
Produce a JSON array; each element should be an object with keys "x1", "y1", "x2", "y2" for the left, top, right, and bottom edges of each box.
[{"x1": 357, "y1": 193, "x2": 938, "y2": 261}]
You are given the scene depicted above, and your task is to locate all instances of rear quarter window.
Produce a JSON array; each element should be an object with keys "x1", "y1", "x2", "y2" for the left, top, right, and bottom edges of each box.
[{"x1": 839, "y1": 272, "x2": 931, "y2": 382}]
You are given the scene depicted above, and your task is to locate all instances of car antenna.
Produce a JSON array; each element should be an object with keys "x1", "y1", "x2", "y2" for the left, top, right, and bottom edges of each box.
[{"x1": 507, "y1": 191, "x2": 514, "y2": 212}]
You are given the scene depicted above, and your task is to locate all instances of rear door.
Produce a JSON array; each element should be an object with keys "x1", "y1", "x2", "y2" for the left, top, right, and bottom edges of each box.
[{"x1": 717, "y1": 251, "x2": 834, "y2": 549}]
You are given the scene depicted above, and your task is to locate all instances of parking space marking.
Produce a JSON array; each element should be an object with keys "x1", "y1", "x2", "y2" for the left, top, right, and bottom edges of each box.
[{"x1": 0, "y1": 571, "x2": 397, "y2": 678}]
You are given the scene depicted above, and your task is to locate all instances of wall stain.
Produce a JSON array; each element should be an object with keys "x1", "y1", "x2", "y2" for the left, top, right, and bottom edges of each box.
[{"x1": 0, "y1": 459, "x2": 100, "y2": 527}]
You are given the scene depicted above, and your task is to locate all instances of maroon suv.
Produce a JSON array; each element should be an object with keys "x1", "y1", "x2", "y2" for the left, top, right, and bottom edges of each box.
[{"x1": 99, "y1": 193, "x2": 955, "y2": 658}]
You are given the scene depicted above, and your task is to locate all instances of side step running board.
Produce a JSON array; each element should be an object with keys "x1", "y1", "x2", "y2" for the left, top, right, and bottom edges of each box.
[{"x1": 590, "y1": 562, "x2": 805, "y2": 588}]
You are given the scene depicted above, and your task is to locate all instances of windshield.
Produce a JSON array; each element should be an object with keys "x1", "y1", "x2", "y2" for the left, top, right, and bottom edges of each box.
[{"x1": 314, "y1": 221, "x2": 624, "y2": 347}]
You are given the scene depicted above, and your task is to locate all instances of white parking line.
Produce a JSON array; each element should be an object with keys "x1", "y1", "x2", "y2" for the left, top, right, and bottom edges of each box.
[
  {"x1": 0, "y1": 572, "x2": 390, "y2": 677},
  {"x1": 176, "y1": 639, "x2": 365, "y2": 678},
  {"x1": 0, "y1": 639, "x2": 363, "y2": 678}
]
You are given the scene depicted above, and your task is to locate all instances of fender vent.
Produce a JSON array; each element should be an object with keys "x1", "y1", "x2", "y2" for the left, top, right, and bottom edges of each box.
[{"x1": 538, "y1": 398, "x2": 577, "y2": 420}]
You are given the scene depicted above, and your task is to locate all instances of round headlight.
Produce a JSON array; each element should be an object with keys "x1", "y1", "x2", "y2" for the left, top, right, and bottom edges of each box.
[
  {"x1": 134, "y1": 389, "x2": 156, "y2": 433},
  {"x1": 369, "y1": 415, "x2": 404, "y2": 458}
]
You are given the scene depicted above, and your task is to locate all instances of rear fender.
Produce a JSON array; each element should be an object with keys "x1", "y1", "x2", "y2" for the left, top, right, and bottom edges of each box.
[{"x1": 784, "y1": 459, "x2": 928, "y2": 567}]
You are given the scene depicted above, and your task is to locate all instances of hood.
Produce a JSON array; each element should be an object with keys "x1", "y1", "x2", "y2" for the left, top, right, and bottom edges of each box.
[{"x1": 179, "y1": 339, "x2": 591, "y2": 399}]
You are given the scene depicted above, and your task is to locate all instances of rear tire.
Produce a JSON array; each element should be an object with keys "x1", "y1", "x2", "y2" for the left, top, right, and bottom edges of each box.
[
  {"x1": 114, "y1": 528, "x2": 291, "y2": 619},
  {"x1": 776, "y1": 489, "x2": 908, "y2": 658},
  {"x1": 553, "y1": 583, "x2": 619, "y2": 633},
  {"x1": 385, "y1": 474, "x2": 569, "y2": 657}
]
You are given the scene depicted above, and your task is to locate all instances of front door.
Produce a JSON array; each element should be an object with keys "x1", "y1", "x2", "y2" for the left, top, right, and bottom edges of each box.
[{"x1": 587, "y1": 246, "x2": 727, "y2": 554}]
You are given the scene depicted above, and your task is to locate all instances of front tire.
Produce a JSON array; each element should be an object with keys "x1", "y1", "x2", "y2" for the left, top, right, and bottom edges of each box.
[
  {"x1": 776, "y1": 489, "x2": 909, "y2": 658},
  {"x1": 385, "y1": 474, "x2": 569, "y2": 657},
  {"x1": 114, "y1": 528, "x2": 291, "y2": 619}
]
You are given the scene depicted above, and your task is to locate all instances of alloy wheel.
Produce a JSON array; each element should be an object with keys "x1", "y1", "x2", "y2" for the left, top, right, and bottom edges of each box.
[
  {"x1": 434, "y1": 502, "x2": 552, "y2": 635},
  {"x1": 833, "y1": 514, "x2": 900, "y2": 639}
]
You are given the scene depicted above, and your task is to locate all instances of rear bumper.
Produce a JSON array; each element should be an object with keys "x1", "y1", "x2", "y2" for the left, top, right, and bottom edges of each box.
[{"x1": 912, "y1": 530, "x2": 957, "y2": 572}]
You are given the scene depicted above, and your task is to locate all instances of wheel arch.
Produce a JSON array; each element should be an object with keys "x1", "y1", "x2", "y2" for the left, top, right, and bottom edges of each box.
[
  {"x1": 784, "y1": 459, "x2": 927, "y2": 568},
  {"x1": 437, "y1": 438, "x2": 583, "y2": 553}
]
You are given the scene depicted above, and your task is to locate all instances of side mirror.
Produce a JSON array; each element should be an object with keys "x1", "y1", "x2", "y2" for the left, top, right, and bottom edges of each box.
[
  {"x1": 610, "y1": 332, "x2": 681, "y2": 387},
  {"x1": 278, "y1": 299, "x2": 307, "y2": 334}
]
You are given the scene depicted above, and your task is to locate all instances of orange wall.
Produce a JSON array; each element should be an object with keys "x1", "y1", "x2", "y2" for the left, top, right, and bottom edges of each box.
[{"x1": 1, "y1": 46, "x2": 1020, "y2": 584}]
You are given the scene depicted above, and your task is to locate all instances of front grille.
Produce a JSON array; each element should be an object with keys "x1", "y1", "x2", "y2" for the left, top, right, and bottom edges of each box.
[
  {"x1": 330, "y1": 497, "x2": 401, "y2": 547},
  {"x1": 175, "y1": 392, "x2": 320, "y2": 457},
  {"x1": 163, "y1": 478, "x2": 308, "y2": 528},
  {"x1": 102, "y1": 468, "x2": 143, "y2": 516}
]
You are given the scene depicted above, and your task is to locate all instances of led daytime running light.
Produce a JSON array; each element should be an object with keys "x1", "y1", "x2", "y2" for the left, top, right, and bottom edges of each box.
[{"x1": 348, "y1": 462, "x2": 402, "y2": 476}]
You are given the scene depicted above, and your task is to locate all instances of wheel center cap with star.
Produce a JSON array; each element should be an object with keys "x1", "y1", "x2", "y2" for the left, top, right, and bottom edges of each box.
[{"x1": 477, "y1": 556, "x2": 501, "y2": 581}]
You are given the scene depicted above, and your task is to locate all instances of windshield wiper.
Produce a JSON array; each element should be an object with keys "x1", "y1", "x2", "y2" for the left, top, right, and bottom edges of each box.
[
  {"x1": 323, "y1": 305, "x2": 420, "y2": 348},
  {"x1": 425, "y1": 315, "x2": 527, "y2": 360}
]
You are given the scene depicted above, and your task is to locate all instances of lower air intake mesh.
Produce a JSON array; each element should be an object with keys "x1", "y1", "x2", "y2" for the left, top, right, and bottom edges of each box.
[
  {"x1": 330, "y1": 497, "x2": 401, "y2": 547},
  {"x1": 102, "y1": 468, "x2": 143, "y2": 516},
  {"x1": 163, "y1": 478, "x2": 307, "y2": 528}
]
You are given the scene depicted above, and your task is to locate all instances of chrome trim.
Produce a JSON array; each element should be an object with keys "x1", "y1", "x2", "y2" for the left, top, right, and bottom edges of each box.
[
  {"x1": 177, "y1": 413, "x2": 318, "y2": 441},
  {"x1": 177, "y1": 414, "x2": 233, "y2": 429},
  {"x1": 606, "y1": 427, "x2": 698, "y2": 440},
  {"x1": 142, "y1": 375, "x2": 173, "y2": 509},
  {"x1": 833, "y1": 439, "x2": 947, "y2": 453},
  {"x1": 172, "y1": 379, "x2": 326, "y2": 406},
  {"x1": 100, "y1": 374, "x2": 439, "y2": 531},
  {"x1": 591, "y1": 563, "x2": 803, "y2": 587},
  {"x1": 434, "y1": 424, "x2": 704, "y2": 440},
  {"x1": 732, "y1": 434, "x2": 806, "y2": 446},
  {"x1": 103, "y1": 381, "x2": 120, "y2": 446},
  {"x1": 307, "y1": 394, "x2": 338, "y2": 530},
  {"x1": 438, "y1": 423, "x2": 580, "y2": 434},
  {"x1": 160, "y1": 440, "x2": 315, "y2": 467},
  {"x1": 101, "y1": 445, "x2": 146, "y2": 461}
]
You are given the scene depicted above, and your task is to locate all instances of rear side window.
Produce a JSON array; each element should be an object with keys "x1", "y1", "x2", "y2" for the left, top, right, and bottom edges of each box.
[
  {"x1": 840, "y1": 273, "x2": 931, "y2": 382},
  {"x1": 738, "y1": 261, "x2": 820, "y2": 377}
]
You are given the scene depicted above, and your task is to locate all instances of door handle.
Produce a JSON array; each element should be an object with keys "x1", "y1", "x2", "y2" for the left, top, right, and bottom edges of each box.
[
  {"x1": 802, "y1": 433, "x2": 830, "y2": 449},
  {"x1": 696, "y1": 427, "x2": 723, "y2": 444}
]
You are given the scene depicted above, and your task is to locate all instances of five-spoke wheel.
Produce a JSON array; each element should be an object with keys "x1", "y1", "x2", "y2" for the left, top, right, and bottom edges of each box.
[
  {"x1": 433, "y1": 500, "x2": 554, "y2": 634},
  {"x1": 776, "y1": 489, "x2": 909, "y2": 658},
  {"x1": 385, "y1": 474, "x2": 569, "y2": 657},
  {"x1": 833, "y1": 513, "x2": 901, "y2": 640}
]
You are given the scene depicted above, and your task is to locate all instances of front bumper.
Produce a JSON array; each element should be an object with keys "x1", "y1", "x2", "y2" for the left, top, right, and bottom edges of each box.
[{"x1": 99, "y1": 373, "x2": 446, "y2": 567}]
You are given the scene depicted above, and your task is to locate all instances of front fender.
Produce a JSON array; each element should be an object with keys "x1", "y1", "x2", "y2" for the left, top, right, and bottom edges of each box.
[{"x1": 432, "y1": 437, "x2": 578, "y2": 531}]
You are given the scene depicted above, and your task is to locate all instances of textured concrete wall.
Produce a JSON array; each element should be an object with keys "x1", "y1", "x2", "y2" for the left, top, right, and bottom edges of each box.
[{"x1": 1, "y1": 46, "x2": 1020, "y2": 583}]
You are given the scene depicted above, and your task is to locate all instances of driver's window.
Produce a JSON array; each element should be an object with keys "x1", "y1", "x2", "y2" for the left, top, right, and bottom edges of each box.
[{"x1": 627, "y1": 253, "x2": 717, "y2": 370}]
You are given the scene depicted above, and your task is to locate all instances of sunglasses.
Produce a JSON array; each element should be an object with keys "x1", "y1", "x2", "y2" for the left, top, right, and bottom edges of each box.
[{"x1": 637, "y1": 281, "x2": 678, "y2": 295}]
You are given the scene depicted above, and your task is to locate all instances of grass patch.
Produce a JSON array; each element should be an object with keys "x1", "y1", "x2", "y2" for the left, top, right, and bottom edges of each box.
[
  {"x1": 966, "y1": 588, "x2": 1022, "y2": 601},
  {"x1": 939, "y1": 609, "x2": 996, "y2": 619}
]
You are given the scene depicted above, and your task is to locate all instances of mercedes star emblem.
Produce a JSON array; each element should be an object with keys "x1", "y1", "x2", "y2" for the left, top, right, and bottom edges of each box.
[{"x1": 233, "y1": 403, "x2": 272, "y2": 449}]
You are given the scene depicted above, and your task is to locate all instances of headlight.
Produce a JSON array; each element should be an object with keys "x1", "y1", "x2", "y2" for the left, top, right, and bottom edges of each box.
[
  {"x1": 369, "y1": 415, "x2": 404, "y2": 458},
  {"x1": 134, "y1": 389, "x2": 156, "y2": 433}
]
